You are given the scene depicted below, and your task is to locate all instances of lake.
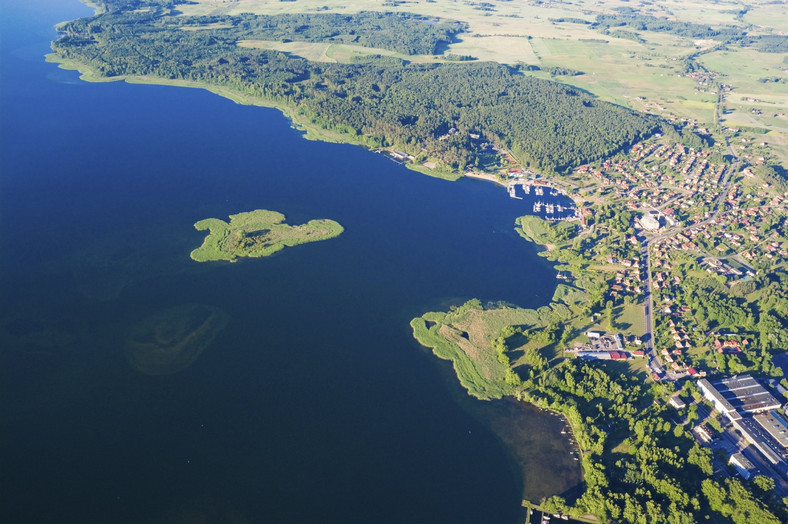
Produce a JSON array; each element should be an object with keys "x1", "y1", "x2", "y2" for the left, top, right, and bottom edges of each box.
[{"x1": 0, "y1": 1, "x2": 580, "y2": 522}]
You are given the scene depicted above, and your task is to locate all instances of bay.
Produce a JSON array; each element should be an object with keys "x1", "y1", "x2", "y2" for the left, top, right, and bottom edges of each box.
[{"x1": 0, "y1": 1, "x2": 580, "y2": 522}]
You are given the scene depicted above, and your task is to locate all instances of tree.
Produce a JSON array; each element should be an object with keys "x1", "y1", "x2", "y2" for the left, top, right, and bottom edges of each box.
[
  {"x1": 752, "y1": 475, "x2": 775, "y2": 494},
  {"x1": 542, "y1": 495, "x2": 568, "y2": 515}
]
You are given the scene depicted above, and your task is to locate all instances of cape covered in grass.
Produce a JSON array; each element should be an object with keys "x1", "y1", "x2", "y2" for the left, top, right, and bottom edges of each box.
[{"x1": 190, "y1": 209, "x2": 343, "y2": 262}]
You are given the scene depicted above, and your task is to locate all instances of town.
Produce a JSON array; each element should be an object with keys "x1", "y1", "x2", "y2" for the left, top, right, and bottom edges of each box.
[{"x1": 534, "y1": 125, "x2": 788, "y2": 496}]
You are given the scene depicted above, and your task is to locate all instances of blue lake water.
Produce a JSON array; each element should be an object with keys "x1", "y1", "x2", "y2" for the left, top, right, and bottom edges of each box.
[{"x1": 0, "y1": 1, "x2": 581, "y2": 522}]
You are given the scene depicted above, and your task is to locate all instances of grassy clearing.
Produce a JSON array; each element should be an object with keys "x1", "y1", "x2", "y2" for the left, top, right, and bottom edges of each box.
[
  {"x1": 449, "y1": 35, "x2": 539, "y2": 65},
  {"x1": 616, "y1": 304, "x2": 646, "y2": 337},
  {"x1": 515, "y1": 215, "x2": 574, "y2": 247},
  {"x1": 743, "y1": 1, "x2": 788, "y2": 29},
  {"x1": 701, "y1": 49, "x2": 788, "y2": 94},
  {"x1": 239, "y1": 40, "x2": 333, "y2": 62},
  {"x1": 700, "y1": 47, "x2": 788, "y2": 155},
  {"x1": 406, "y1": 162, "x2": 462, "y2": 182},
  {"x1": 411, "y1": 313, "x2": 513, "y2": 400}
]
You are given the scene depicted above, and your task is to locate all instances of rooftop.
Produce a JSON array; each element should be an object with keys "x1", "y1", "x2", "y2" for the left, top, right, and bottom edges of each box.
[
  {"x1": 709, "y1": 375, "x2": 782, "y2": 413},
  {"x1": 754, "y1": 411, "x2": 788, "y2": 449},
  {"x1": 698, "y1": 378, "x2": 737, "y2": 414},
  {"x1": 734, "y1": 418, "x2": 785, "y2": 465},
  {"x1": 729, "y1": 453, "x2": 755, "y2": 471}
]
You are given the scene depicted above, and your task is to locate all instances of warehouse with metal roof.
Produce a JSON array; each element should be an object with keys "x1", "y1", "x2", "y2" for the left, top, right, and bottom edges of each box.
[{"x1": 701, "y1": 375, "x2": 781, "y2": 415}]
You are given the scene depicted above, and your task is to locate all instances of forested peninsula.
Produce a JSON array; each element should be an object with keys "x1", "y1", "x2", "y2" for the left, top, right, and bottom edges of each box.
[{"x1": 50, "y1": 0, "x2": 659, "y2": 174}]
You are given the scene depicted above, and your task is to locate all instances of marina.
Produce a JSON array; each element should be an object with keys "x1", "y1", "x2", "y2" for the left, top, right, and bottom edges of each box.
[{"x1": 504, "y1": 179, "x2": 579, "y2": 222}]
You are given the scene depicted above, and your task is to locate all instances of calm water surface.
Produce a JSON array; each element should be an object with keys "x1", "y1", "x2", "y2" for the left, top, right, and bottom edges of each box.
[{"x1": 0, "y1": 1, "x2": 580, "y2": 522}]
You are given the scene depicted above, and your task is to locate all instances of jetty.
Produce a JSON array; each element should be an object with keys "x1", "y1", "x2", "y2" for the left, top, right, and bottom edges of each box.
[{"x1": 464, "y1": 175, "x2": 581, "y2": 222}]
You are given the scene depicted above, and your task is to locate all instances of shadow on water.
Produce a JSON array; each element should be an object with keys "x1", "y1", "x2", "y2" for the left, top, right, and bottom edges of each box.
[{"x1": 428, "y1": 354, "x2": 584, "y2": 504}]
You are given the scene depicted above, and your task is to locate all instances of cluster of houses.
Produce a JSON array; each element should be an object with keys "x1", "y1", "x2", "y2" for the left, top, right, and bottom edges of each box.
[
  {"x1": 646, "y1": 184, "x2": 786, "y2": 275},
  {"x1": 570, "y1": 135, "x2": 785, "y2": 382},
  {"x1": 676, "y1": 154, "x2": 726, "y2": 198},
  {"x1": 657, "y1": 317, "x2": 701, "y2": 376},
  {"x1": 652, "y1": 269, "x2": 683, "y2": 291},
  {"x1": 577, "y1": 141, "x2": 728, "y2": 217},
  {"x1": 677, "y1": 189, "x2": 787, "y2": 269},
  {"x1": 712, "y1": 337, "x2": 749, "y2": 354},
  {"x1": 608, "y1": 267, "x2": 643, "y2": 300},
  {"x1": 685, "y1": 70, "x2": 718, "y2": 94}
]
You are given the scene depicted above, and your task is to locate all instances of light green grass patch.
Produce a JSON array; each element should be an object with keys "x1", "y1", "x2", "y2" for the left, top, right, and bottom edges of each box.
[
  {"x1": 744, "y1": 2, "x2": 788, "y2": 29},
  {"x1": 616, "y1": 304, "x2": 646, "y2": 337},
  {"x1": 238, "y1": 40, "x2": 333, "y2": 62},
  {"x1": 447, "y1": 35, "x2": 539, "y2": 64},
  {"x1": 411, "y1": 302, "x2": 554, "y2": 400}
]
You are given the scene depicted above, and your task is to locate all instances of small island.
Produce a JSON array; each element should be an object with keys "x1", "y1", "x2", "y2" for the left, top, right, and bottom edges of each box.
[{"x1": 190, "y1": 209, "x2": 343, "y2": 262}]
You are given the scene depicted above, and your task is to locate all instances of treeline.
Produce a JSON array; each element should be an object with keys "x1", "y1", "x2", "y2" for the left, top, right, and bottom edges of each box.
[
  {"x1": 593, "y1": 8, "x2": 746, "y2": 41},
  {"x1": 53, "y1": 6, "x2": 658, "y2": 174},
  {"x1": 741, "y1": 35, "x2": 788, "y2": 53},
  {"x1": 591, "y1": 7, "x2": 788, "y2": 53}
]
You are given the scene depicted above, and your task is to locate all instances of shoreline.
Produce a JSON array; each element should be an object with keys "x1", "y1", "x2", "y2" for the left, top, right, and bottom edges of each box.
[
  {"x1": 45, "y1": 53, "x2": 467, "y2": 182},
  {"x1": 463, "y1": 171, "x2": 508, "y2": 187}
]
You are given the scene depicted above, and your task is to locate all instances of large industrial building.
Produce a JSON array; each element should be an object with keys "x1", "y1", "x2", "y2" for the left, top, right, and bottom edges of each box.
[
  {"x1": 699, "y1": 375, "x2": 788, "y2": 471},
  {"x1": 698, "y1": 375, "x2": 782, "y2": 417}
]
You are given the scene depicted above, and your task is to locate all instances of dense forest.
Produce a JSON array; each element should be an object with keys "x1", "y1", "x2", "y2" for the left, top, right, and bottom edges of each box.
[
  {"x1": 593, "y1": 7, "x2": 788, "y2": 52},
  {"x1": 52, "y1": 0, "x2": 659, "y2": 174}
]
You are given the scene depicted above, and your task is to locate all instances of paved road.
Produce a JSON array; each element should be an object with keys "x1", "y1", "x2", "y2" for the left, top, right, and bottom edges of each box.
[
  {"x1": 638, "y1": 83, "x2": 740, "y2": 382},
  {"x1": 640, "y1": 237, "x2": 664, "y2": 378}
]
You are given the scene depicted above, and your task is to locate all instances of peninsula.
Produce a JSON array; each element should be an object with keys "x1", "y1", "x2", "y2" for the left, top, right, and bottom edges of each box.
[{"x1": 190, "y1": 209, "x2": 343, "y2": 262}]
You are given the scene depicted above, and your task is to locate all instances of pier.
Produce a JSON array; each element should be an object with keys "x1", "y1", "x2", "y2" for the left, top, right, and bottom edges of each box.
[{"x1": 474, "y1": 176, "x2": 581, "y2": 222}]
